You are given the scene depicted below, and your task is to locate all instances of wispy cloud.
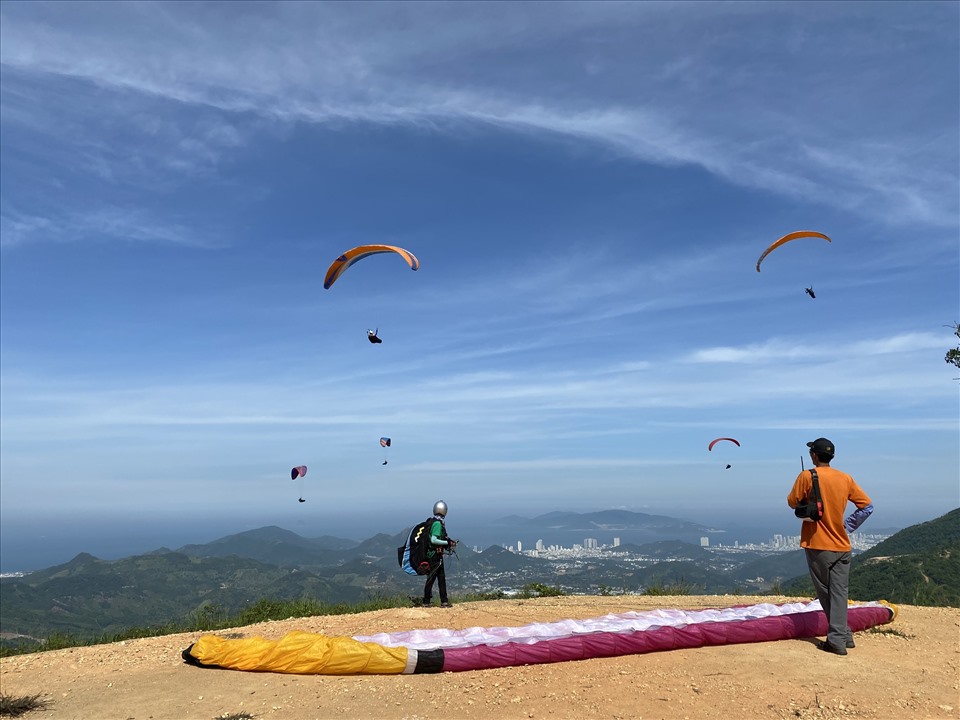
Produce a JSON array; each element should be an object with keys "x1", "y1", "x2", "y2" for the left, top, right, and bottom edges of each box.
[
  {"x1": 0, "y1": 205, "x2": 223, "y2": 249},
  {"x1": 1, "y1": 2, "x2": 955, "y2": 230},
  {"x1": 684, "y1": 332, "x2": 945, "y2": 364}
]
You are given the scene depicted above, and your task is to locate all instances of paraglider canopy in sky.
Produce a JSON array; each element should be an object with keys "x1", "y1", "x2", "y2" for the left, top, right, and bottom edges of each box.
[
  {"x1": 707, "y1": 437, "x2": 740, "y2": 451},
  {"x1": 323, "y1": 245, "x2": 420, "y2": 289},
  {"x1": 755, "y1": 231, "x2": 831, "y2": 272},
  {"x1": 291, "y1": 465, "x2": 307, "y2": 503},
  {"x1": 708, "y1": 438, "x2": 740, "y2": 469},
  {"x1": 380, "y1": 437, "x2": 391, "y2": 465}
]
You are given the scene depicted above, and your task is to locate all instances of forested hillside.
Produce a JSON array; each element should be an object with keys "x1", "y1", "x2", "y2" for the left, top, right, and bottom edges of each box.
[{"x1": 783, "y1": 508, "x2": 960, "y2": 606}]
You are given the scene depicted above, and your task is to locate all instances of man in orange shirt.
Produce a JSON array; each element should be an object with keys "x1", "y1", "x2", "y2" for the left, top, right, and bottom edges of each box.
[{"x1": 787, "y1": 438, "x2": 874, "y2": 656}]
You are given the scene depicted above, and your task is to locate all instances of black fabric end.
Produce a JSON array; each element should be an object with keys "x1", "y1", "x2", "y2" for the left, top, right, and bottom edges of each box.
[
  {"x1": 413, "y1": 648, "x2": 445, "y2": 674},
  {"x1": 181, "y1": 644, "x2": 225, "y2": 670}
]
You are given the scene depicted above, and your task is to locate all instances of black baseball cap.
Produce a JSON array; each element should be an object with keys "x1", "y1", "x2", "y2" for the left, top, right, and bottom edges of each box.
[{"x1": 807, "y1": 438, "x2": 835, "y2": 457}]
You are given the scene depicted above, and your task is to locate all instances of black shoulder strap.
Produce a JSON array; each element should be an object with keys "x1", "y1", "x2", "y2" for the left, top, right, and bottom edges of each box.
[
  {"x1": 810, "y1": 468, "x2": 824, "y2": 517},
  {"x1": 810, "y1": 468, "x2": 821, "y2": 498}
]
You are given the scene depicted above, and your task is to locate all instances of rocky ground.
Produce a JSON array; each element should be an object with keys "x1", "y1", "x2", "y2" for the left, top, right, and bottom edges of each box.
[{"x1": 1, "y1": 595, "x2": 957, "y2": 720}]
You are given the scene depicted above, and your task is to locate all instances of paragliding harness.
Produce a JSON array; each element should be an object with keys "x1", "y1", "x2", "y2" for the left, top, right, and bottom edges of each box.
[
  {"x1": 794, "y1": 469, "x2": 823, "y2": 523},
  {"x1": 398, "y1": 516, "x2": 447, "y2": 576}
]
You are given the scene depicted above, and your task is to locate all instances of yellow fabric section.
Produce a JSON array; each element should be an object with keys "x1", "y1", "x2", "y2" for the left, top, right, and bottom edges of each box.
[
  {"x1": 189, "y1": 630, "x2": 409, "y2": 675},
  {"x1": 877, "y1": 599, "x2": 900, "y2": 622},
  {"x1": 846, "y1": 599, "x2": 899, "y2": 623}
]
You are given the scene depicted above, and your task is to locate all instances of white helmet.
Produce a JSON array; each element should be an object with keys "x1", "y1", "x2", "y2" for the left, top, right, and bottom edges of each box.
[{"x1": 433, "y1": 500, "x2": 448, "y2": 517}]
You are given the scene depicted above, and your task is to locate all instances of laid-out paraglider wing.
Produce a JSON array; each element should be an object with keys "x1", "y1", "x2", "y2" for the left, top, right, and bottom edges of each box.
[
  {"x1": 323, "y1": 245, "x2": 420, "y2": 289},
  {"x1": 755, "y1": 231, "x2": 831, "y2": 272},
  {"x1": 182, "y1": 599, "x2": 896, "y2": 675},
  {"x1": 708, "y1": 438, "x2": 740, "y2": 451}
]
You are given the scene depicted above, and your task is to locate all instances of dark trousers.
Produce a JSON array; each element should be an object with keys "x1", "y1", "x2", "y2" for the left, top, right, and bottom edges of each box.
[
  {"x1": 423, "y1": 555, "x2": 447, "y2": 604},
  {"x1": 805, "y1": 548, "x2": 852, "y2": 649}
]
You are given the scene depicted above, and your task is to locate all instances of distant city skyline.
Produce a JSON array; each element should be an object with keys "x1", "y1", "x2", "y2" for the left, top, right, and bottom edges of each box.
[{"x1": 497, "y1": 531, "x2": 890, "y2": 558}]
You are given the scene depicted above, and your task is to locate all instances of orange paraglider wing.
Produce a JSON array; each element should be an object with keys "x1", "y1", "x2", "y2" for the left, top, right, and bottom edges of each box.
[
  {"x1": 756, "y1": 231, "x2": 831, "y2": 272},
  {"x1": 324, "y1": 245, "x2": 420, "y2": 289}
]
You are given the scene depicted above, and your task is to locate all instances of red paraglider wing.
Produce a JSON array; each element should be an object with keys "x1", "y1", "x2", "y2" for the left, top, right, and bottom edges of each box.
[{"x1": 708, "y1": 438, "x2": 740, "y2": 451}]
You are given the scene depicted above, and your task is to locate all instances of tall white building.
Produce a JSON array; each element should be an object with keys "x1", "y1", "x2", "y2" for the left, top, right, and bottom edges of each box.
[
  {"x1": 700, "y1": 536, "x2": 710, "y2": 547},
  {"x1": 613, "y1": 537, "x2": 621, "y2": 547},
  {"x1": 517, "y1": 540, "x2": 522, "y2": 553}
]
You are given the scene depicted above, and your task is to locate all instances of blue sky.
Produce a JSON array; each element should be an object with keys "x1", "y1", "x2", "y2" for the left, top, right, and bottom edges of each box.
[{"x1": 1, "y1": 2, "x2": 957, "y2": 568}]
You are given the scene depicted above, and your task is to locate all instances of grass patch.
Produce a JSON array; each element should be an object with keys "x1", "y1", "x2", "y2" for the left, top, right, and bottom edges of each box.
[
  {"x1": 519, "y1": 583, "x2": 567, "y2": 598},
  {"x1": 642, "y1": 579, "x2": 698, "y2": 596},
  {"x1": 0, "y1": 693, "x2": 50, "y2": 717},
  {"x1": 866, "y1": 626, "x2": 911, "y2": 639}
]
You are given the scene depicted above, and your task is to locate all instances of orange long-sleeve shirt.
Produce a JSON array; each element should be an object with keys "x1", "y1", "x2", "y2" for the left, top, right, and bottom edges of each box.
[{"x1": 787, "y1": 466, "x2": 872, "y2": 551}]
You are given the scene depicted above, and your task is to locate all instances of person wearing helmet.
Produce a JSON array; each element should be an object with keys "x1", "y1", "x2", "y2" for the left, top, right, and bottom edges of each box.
[{"x1": 422, "y1": 500, "x2": 456, "y2": 608}]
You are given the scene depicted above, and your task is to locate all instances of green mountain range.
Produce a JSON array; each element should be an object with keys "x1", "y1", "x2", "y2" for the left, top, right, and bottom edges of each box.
[
  {"x1": 782, "y1": 508, "x2": 960, "y2": 606},
  {"x1": 2, "y1": 510, "x2": 955, "y2": 648}
]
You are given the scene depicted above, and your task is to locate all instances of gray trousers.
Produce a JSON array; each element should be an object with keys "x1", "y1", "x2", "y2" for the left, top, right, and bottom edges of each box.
[{"x1": 805, "y1": 548, "x2": 852, "y2": 649}]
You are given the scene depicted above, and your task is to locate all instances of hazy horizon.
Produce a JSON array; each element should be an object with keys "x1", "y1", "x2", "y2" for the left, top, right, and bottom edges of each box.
[{"x1": 0, "y1": 502, "x2": 930, "y2": 574}]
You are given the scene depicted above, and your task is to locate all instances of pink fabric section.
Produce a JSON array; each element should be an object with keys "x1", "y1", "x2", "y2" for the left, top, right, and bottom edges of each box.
[{"x1": 441, "y1": 604, "x2": 892, "y2": 672}]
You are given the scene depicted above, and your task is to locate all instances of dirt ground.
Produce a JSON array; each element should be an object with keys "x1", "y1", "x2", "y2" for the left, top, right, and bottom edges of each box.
[{"x1": 1, "y1": 595, "x2": 957, "y2": 720}]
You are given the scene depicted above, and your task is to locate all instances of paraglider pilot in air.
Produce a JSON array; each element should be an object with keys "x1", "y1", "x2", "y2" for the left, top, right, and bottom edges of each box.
[
  {"x1": 422, "y1": 500, "x2": 456, "y2": 608},
  {"x1": 291, "y1": 466, "x2": 308, "y2": 503},
  {"x1": 805, "y1": 286, "x2": 816, "y2": 299},
  {"x1": 367, "y1": 329, "x2": 382, "y2": 344}
]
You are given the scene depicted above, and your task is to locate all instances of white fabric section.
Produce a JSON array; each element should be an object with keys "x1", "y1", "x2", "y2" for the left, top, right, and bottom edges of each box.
[
  {"x1": 402, "y1": 648, "x2": 418, "y2": 674},
  {"x1": 354, "y1": 600, "x2": 882, "y2": 650}
]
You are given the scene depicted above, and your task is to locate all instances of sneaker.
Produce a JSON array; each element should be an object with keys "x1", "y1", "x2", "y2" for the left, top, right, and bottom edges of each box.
[
  {"x1": 816, "y1": 640, "x2": 847, "y2": 656},
  {"x1": 440, "y1": 601, "x2": 453, "y2": 608}
]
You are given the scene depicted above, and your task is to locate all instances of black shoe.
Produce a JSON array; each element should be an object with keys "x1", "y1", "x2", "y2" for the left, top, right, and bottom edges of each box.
[
  {"x1": 846, "y1": 638, "x2": 856, "y2": 649},
  {"x1": 817, "y1": 640, "x2": 847, "y2": 656},
  {"x1": 440, "y1": 601, "x2": 453, "y2": 608}
]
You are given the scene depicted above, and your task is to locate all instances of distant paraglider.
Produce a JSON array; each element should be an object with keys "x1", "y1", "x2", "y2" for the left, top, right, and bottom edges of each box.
[
  {"x1": 708, "y1": 437, "x2": 740, "y2": 451},
  {"x1": 323, "y1": 245, "x2": 420, "y2": 290},
  {"x1": 367, "y1": 329, "x2": 383, "y2": 344},
  {"x1": 755, "y1": 231, "x2": 831, "y2": 273},
  {"x1": 805, "y1": 286, "x2": 816, "y2": 299},
  {"x1": 291, "y1": 465, "x2": 308, "y2": 503},
  {"x1": 380, "y1": 437, "x2": 391, "y2": 465},
  {"x1": 708, "y1": 437, "x2": 740, "y2": 469}
]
